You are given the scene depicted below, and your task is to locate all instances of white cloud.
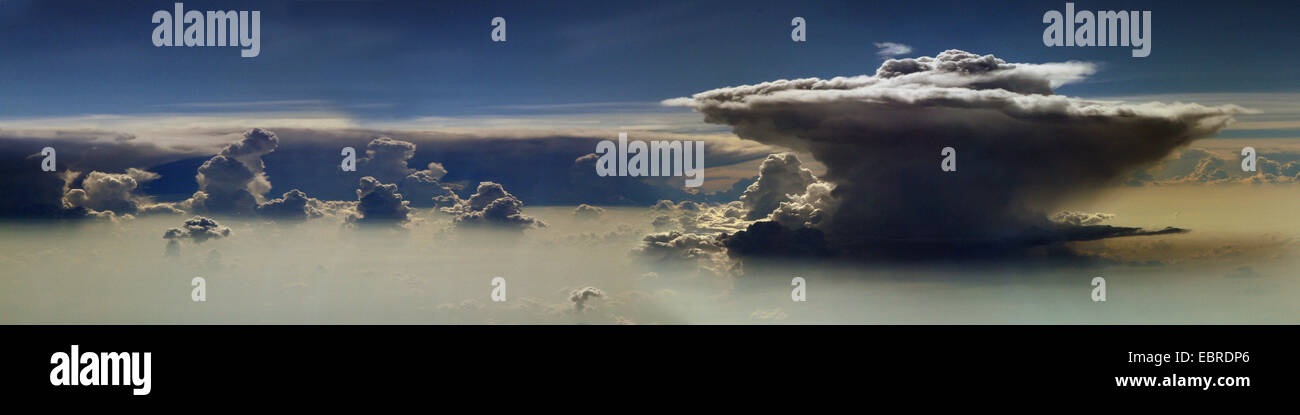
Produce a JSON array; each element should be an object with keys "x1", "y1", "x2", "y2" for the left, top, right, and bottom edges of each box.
[{"x1": 873, "y1": 42, "x2": 913, "y2": 57}]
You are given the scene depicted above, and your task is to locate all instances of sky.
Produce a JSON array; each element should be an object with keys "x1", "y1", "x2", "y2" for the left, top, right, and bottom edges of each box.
[
  {"x1": 2, "y1": 0, "x2": 1299, "y2": 324},
  {"x1": 2, "y1": 0, "x2": 1298, "y2": 125}
]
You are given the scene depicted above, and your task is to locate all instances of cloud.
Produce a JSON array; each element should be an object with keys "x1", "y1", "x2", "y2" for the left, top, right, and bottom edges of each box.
[
  {"x1": 359, "y1": 136, "x2": 417, "y2": 183},
  {"x1": 667, "y1": 50, "x2": 1242, "y2": 260},
  {"x1": 350, "y1": 176, "x2": 411, "y2": 224},
  {"x1": 634, "y1": 231, "x2": 725, "y2": 262},
  {"x1": 646, "y1": 198, "x2": 750, "y2": 234},
  {"x1": 0, "y1": 129, "x2": 205, "y2": 219},
  {"x1": 740, "y1": 153, "x2": 818, "y2": 220},
  {"x1": 443, "y1": 182, "x2": 545, "y2": 230},
  {"x1": 191, "y1": 128, "x2": 280, "y2": 214},
  {"x1": 1051, "y1": 211, "x2": 1115, "y2": 226},
  {"x1": 176, "y1": 129, "x2": 331, "y2": 221},
  {"x1": 652, "y1": 215, "x2": 676, "y2": 231},
  {"x1": 631, "y1": 229, "x2": 739, "y2": 279},
  {"x1": 398, "y1": 163, "x2": 461, "y2": 208},
  {"x1": 1125, "y1": 148, "x2": 1300, "y2": 185},
  {"x1": 4, "y1": 127, "x2": 776, "y2": 214},
  {"x1": 568, "y1": 287, "x2": 604, "y2": 312},
  {"x1": 357, "y1": 137, "x2": 461, "y2": 207},
  {"x1": 256, "y1": 189, "x2": 323, "y2": 220},
  {"x1": 163, "y1": 216, "x2": 232, "y2": 243},
  {"x1": 873, "y1": 42, "x2": 912, "y2": 57},
  {"x1": 768, "y1": 181, "x2": 834, "y2": 229},
  {"x1": 61, "y1": 168, "x2": 181, "y2": 216},
  {"x1": 572, "y1": 204, "x2": 605, "y2": 219},
  {"x1": 721, "y1": 221, "x2": 832, "y2": 258},
  {"x1": 651, "y1": 200, "x2": 704, "y2": 212}
]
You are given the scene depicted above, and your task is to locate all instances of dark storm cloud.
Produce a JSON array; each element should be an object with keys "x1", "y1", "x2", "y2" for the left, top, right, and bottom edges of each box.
[
  {"x1": 666, "y1": 50, "x2": 1243, "y2": 259},
  {"x1": 163, "y1": 216, "x2": 231, "y2": 243},
  {"x1": 350, "y1": 176, "x2": 411, "y2": 224},
  {"x1": 721, "y1": 221, "x2": 831, "y2": 258}
]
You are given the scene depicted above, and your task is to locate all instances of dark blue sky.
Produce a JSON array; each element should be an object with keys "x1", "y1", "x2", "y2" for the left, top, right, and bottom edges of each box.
[{"x1": 2, "y1": 0, "x2": 1297, "y2": 121}]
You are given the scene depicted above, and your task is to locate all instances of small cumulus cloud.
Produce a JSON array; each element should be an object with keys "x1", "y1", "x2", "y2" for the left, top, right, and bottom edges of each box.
[
  {"x1": 569, "y1": 286, "x2": 604, "y2": 312},
  {"x1": 874, "y1": 42, "x2": 913, "y2": 57},
  {"x1": 163, "y1": 216, "x2": 232, "y2": 243},
  {"x1": 572, "y1": 203, "x2": 605, "y2": 219}
]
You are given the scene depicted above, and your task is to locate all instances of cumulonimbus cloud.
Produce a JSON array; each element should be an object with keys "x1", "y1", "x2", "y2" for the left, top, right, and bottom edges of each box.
[{"x1": 665, "y1": 49, "x2": 1245, "y2": 259}]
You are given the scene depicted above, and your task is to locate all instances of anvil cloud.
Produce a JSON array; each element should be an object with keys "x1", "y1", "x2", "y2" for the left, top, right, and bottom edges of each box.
[{"x1": 666, "y1": 50, "x2": 1244, "y2": 259}]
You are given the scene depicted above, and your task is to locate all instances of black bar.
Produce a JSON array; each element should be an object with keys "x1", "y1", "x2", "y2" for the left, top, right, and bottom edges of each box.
[{"x1": 1, "y1": 325, "x2": 1289, "y2": 403}]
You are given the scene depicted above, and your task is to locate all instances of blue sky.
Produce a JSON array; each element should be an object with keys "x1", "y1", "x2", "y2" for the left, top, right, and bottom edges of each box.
[{"x1": 2, "y1": 0, "x2": 1297, "y2": 123}]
